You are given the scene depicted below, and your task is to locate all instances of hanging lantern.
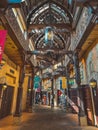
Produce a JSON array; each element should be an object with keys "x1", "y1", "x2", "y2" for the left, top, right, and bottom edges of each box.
[{"x1": 45, "y1": 26, "x2": 53, "y2": 44}]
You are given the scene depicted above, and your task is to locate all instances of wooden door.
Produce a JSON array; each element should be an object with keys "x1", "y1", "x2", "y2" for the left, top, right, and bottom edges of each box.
[{"x1": 0, "y1": 86, "x2": 14, "y2": 119}]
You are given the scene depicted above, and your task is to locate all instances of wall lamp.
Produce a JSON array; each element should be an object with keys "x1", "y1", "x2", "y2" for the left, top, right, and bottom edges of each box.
[
  {"x1": 3, "y1": 83, "x2": 7, "y2": 90},
  {"x1": 89, "y1": 78, "x2": 97, "y2": 88}
]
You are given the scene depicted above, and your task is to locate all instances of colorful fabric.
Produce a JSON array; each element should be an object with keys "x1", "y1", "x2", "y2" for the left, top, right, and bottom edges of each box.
[{"x1": 0, "y1": 30, "x2": 7, "y2": 63}]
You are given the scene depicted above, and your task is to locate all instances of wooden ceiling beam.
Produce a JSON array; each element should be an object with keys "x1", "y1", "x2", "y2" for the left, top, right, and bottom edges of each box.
[
  {"x1": 76, "y1": 0, "x2": 98, "y2": 6},
  {"x1": 35, "y1": 47, "x2": 64, "y2": 51},
  {"x1": 28, "y1": 23, "x2": 72, "y2": 32},
  {"x1": 27, "y1": 0, "x2": 73, "y2": 24}
]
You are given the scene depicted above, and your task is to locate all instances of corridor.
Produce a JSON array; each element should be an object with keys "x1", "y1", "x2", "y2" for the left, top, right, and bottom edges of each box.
[
  {"x1": 0, "y1": 0, "x2": 98, "y2": 129},
  {"x1": 0, "y1": 105, "x2": 97, "y2": 130}
]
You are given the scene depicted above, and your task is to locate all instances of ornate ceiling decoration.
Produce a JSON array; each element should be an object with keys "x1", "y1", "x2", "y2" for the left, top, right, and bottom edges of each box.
[
  {"x1": 27, "y1": 3, "x2": 72, "y2": 25},
  {"x1": 27, "y1": 0, "x2": 73, "y2": 68},
  {"x1": 26, "y1": 0, "x2": 98, "y2": 69}
]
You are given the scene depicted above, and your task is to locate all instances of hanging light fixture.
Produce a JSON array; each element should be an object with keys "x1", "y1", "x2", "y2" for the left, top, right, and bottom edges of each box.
[
  {"x1": 89, "y1": 78, "x2": 97, "y2": 88},
  {"x1": 45, "y1": 26, "x2": 53, "y2": 45}
]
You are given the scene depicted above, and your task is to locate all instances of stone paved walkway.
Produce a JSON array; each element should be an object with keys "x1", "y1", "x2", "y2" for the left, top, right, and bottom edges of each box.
[{"x1": 0, "y1": 105, "x2": 97, "y2": 130}]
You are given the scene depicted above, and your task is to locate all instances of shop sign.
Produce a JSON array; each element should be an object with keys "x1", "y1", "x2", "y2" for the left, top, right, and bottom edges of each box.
[
  {"x1": 34, "y1": 76, "x2": 41, "y2": 89},
  {"x1": 62, "y1": 77, "x2": 67, "y2": 89},
  {"x1": 0, "y1": 30, "x2": 7, "y2": 63},
  {"x1": 68, "y1": 79, "x2": 74, "y2": 85},
  {"x1": 34, "y1": 76, "x2": 41, "y2": 82},
  {"x1": 34, "y1": 82, "x2": 40, "y2": 89}
]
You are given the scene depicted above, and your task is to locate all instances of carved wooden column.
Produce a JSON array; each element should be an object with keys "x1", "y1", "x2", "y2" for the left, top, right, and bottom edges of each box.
[
  {"x1": 51, "y1": 78, "x2": 54, "y2": 108},
  {"x1": 66, "y1": 65, "x2": 70, "y2": 108},
  {"x1": 28, "y1": 69, "x2": 34, "y2": 112},
  {"x1": 14, "y1": 65, "x2": 25, "y2": 117},
  {"x1": 13, "y1": 54, "x2": 26, "y2": 124},
  {"x1": 73, "y1": 51, "x2": 87, "y2": 126}
]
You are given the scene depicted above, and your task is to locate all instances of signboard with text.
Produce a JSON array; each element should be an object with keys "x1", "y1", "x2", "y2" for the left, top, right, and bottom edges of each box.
[
  {"x1": 34, "y1": 76, "x2": 41, "y2": 89},
  {"x1": 62, "y1": 77, "x2": 67, "y2": 89},
  {"x1": 0, "y1": 30, "x2": 7, "y2": 63}
]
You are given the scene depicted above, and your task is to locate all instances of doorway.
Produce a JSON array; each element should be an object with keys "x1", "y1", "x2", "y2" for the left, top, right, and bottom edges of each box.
[{"x1": 0, "y1": 85, "x2": 14, "y2": 119}]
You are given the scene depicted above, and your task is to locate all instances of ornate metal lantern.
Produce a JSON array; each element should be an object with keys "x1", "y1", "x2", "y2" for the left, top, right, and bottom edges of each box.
[{"x1": 45, "y1": 26, "x2": 53, "y2": 44}]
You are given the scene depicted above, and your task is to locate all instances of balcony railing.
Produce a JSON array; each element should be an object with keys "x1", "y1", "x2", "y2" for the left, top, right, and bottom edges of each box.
[
  {"x1": 5, "y1": 8, "x2": 29, "y2": 51},
  {"x1": 70, "y1": 7, "x2": 93, "y2": 51}
]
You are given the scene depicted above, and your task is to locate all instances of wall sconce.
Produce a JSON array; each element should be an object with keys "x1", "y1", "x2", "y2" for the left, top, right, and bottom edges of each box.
[
  {"x1": 89, "y1": 78, "x2": 97, "y2": 97},
  {"x1": 3, "y1": 83, "x2": 7, "y2": 90},
  {"x1": 45, "y1": 26, "x2": 53, "y2": 44},
  {"x1": 89, "y1": 78, "x2": 97, "y2": 88},
  {"x1": 28, "y1": 88, "x2": 31, "y2": 92}
]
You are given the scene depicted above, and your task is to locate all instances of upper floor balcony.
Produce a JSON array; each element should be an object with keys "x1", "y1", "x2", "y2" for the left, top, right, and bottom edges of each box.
[{"x1": 70, "y1": 6, "x2": 98, "y2": 51}]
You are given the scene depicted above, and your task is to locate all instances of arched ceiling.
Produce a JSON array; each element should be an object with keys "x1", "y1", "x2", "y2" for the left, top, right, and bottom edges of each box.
[
  {"x1": 27, "y1": 1, "x2": 73, "y2": 25},
  {"x1": 27, "y1": 0, "x2": 98, "y2": 70},
  {"x1": 27, "y1": 0, "x2": 74, "y2": 69}
]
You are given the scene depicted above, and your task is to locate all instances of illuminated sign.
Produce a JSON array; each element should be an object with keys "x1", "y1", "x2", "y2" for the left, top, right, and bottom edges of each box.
[{"x1": 62, "y1": 77, "x2": 67, "y2": 89}]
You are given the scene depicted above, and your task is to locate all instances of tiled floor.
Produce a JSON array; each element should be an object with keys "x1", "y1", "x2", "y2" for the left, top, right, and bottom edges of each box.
[{"x1": 0, "y1": 105, "x2": 97, "y2": 130}]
